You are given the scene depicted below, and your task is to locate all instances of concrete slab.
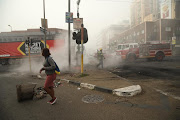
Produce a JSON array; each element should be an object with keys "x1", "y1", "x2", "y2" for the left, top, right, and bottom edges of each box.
[
  {"x1": 113, "y1": 85, "x2": 142, "y2": 97},
  {"x1": 80, "y1": 83, "x2": 95, "y2": 90}
]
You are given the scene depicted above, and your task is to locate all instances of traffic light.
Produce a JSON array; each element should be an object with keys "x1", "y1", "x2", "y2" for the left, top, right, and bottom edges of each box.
[
  {"x1": 72, "y1": 32, "x2": 77, "y2": 40},
  {"x1": 40, "y1": 27, "x2": 47, "y2": 33},
  {"x1": 72, "y1": 28, "x2": 88, "y2": 44}
]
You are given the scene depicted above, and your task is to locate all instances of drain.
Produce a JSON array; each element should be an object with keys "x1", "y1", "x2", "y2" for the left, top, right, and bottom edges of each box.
[{"x1": 82, "y1": 94, "x2": 104, "y2": 103}]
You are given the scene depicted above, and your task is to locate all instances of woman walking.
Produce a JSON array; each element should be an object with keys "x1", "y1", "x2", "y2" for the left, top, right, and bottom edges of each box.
[{"x1": 40, "y1": 48, "x2": 57, "y2": 105}]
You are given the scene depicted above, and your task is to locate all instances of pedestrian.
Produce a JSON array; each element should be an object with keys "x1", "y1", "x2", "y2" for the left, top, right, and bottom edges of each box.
[
  {"x1": 39, "y1": 48, "x2": 57, "y2": 105},
  {"x1": 97, "y1": 48, "x2": 105, "y2": 69}
]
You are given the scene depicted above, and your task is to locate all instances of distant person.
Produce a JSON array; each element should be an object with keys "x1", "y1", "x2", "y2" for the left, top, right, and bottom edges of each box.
[
  {"x1": 39, "y1": 48, "x2": 57, "y2": 105},
  {"x1": 97, "y1": 48, "x2": 105, "y2": 69}
]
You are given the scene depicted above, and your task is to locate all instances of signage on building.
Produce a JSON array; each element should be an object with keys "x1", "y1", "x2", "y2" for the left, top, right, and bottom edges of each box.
[
  {"x1": 18, "y1": 40, "x2": 45, "y2": 55},
  {"x1": 161, "y1": 0, "x2": 172, "y2": 19},
  {"x1": 66, "y1": 12, "x2": 73, "y2": 23},
  {"x1": 73, "y1": 18, "x2": 83, "y2": 30}
]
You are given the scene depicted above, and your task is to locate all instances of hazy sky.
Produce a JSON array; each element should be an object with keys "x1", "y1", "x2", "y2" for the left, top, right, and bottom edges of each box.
[{"x1": 0, "y1": 0, "x2": 131, "y2": 50}]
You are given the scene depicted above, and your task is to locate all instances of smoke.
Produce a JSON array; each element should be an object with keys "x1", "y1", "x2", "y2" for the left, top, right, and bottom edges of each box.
[{"x1": 10, "y1": 30, "x2": 122, "y2": 75}]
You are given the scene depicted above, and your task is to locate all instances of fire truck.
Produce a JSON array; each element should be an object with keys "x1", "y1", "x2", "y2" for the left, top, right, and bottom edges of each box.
[{"x1": 116, "y1": 42, "x2": 172, "y2": 61}]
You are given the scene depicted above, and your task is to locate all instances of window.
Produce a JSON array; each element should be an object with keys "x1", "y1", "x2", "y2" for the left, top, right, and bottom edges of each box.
[
  {"x1": 142, "y1": 30, "x2": 144, "y2": 34},
  {"x1": 8, "y1": 38, "x2": 12, "y2": 41},
  {"x1": 165, "y1": 27, "x2": 171, "y2": 32},
  {"x1": 137, "y1": 32, "x2": 139, "y2": 35},
  {"x1": 177, "y1": 27, "x2": 180, "y2": 31},
  {"x1": 19, "y1": 38, "x2": 22, "y2": 41},
  {"x1": 118, "y1": 45, "x2": 122, "y2": 50},
  {"x1": 134, "y1": 45, "x2": 138, "y2": 48}
]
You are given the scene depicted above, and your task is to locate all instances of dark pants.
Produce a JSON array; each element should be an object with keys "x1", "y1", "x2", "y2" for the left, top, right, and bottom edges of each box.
[{"x1": 97, "y1": 60, "x2": 103, "y2": 68}]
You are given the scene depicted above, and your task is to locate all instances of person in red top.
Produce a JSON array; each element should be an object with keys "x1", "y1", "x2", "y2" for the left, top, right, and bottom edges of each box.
[{"x1": 40, "y1": 48, "x2": 57, "y2": 105}]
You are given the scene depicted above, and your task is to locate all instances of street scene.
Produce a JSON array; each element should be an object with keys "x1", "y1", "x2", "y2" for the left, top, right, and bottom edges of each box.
[{"x1": 0, "y1": 0, "x2": 180, "y2": 120}]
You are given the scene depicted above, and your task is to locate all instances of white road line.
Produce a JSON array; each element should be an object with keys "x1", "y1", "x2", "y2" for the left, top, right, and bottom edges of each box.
[{"x1": 154, "y1": 88, "x2": 180, "y2": 101}]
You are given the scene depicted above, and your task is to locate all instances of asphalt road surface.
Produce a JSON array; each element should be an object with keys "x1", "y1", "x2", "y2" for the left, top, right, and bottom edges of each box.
[
  {"x1": 0, "y1": 68, "x2": 179, "y2": 120},
  {"x1": 1, "y1": 57, "x2": 180, "y2": 120}
]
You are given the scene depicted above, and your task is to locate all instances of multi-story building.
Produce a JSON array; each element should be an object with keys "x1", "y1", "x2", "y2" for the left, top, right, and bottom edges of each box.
[
  {"x1": 108, "y1": 0, "x2": 180, "y2": 55},
  {"x1": 110, "y1": 19, "x2": 180, "y2": 55},
  {"x1": 102, "y1": 20, "x2": 130, "y2": 51},
  {"x1": 131, "y1": 0, "x2": 180, "y2": 27},
  {"x1": 131, "y1": 0, "x2": 155, "y2": 27}
]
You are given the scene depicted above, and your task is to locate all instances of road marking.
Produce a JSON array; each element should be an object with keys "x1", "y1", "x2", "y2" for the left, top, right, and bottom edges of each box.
[{"x1": 154, "y1": 88, "x2": 180, "y2": 101}]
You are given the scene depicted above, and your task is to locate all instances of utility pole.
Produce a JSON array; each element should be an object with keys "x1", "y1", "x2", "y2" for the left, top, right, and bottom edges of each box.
[
  {"x1": 81, "y1": 24, "x2": 84, "y2": 74},
  {"x1": 68, "y1": 0, "x2": 71, "y2": 69},
  {"x1": 77, "y1": 0, "x2": 80, "y2": 66},
  {"x1": 43, "y1": 0, "x2": 47, "y2": 48}
]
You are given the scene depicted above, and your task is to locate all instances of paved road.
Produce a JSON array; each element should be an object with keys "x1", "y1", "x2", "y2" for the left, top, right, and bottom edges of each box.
[{"x1": 0, "y1": 71, "x2": 179, "y2": 120}]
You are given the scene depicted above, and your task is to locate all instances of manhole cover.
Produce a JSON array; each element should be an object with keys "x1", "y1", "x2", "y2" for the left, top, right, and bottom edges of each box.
[{"x1": 82, "y1": 94, "x2": 104, "y2": 103}]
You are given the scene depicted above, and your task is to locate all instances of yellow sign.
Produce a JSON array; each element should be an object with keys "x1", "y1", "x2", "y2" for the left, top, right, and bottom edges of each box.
[
  {"x1": 172, "y1": 37, "x2": 176, "y2": 44},
  {"x1": 172, "y1": 40, "x2": 176, "y2": 44}
]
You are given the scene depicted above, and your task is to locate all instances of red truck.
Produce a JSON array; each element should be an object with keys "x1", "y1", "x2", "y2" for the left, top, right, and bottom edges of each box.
[{"x1": 116, "y1": 42, "x2": 172, "y2": 61}]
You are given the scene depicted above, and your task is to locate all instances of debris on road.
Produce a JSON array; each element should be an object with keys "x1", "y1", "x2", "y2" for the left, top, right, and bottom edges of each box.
[
  {"x1": 16, "y1": 83, "x2": 37, "y2": 102},
  {"x1": 37, "y1": 75, "x2": 42, "y2": 79},
  {"x1": 34, "y1": 87, "x2": 47, "y2": 99},
  {"x1": 113, "y1": 85, "x2": 142, "y2": 97}
]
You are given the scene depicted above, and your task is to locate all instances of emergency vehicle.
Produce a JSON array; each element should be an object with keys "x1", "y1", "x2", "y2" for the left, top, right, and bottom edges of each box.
[{"x1": 116, "y1": 42, "x2": 172, "y2": 61}]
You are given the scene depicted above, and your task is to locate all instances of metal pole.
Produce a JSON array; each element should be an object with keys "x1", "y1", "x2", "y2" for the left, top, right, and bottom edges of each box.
[
  {"x1": 43, "y1": 0, "x2": 46, "y2": 48},
  {"x1": 68, "y1": 0, "x2": 71, "y2": 69},
  {"x1": 81, "y1": 25, "x2": 84, "y2": 74},
  {"x1": 27, "y1": 37, "x2": 32, "y2": 73},
  {"x1": 145, "y1": 22, "x2": 147, "y2": 43},
  {"x1": 28, "y1": 45, "x2": 32, "y2": 73},
  {"x1": 77, "y1": 4, "x2": 80, "y2": 66},
  {"x1": 160, "y1": 19, "x2": 161, "y2": 43}
]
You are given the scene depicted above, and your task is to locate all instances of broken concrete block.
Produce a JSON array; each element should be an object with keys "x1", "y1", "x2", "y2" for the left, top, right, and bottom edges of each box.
[{"x1": 113, "y1": 85, "x2": 142, "y2": 97}]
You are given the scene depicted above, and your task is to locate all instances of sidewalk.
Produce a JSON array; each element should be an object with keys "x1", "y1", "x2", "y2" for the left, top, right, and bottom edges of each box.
[{"x1": 57, "y1": 66, "x2": 141, "y2": 96}]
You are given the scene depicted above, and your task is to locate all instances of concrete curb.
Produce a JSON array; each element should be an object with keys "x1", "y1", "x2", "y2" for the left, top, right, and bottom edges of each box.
[
  {"x1": 61, "y1": 79, "x2": 141, "y2": 96},
  {"x1": 61, "y1": 79, "x2": 113, "y2": 94}
]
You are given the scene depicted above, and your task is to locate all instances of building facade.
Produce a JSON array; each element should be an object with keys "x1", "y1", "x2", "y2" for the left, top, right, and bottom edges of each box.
[
  {"x1": 109, "y1": 19, "x2": 180, "y2": 55},
  {"x1": 130, "y1": 0, "x2": 180, "y2": 27},
  {"x1": 0, "y1": 28, "x2": 76, "y2": 55}
]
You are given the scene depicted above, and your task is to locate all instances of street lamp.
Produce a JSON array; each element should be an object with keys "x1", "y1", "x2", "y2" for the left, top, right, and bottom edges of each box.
[{"x1": 8, "y1": 25, "x2": 12, "y2": 32}]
